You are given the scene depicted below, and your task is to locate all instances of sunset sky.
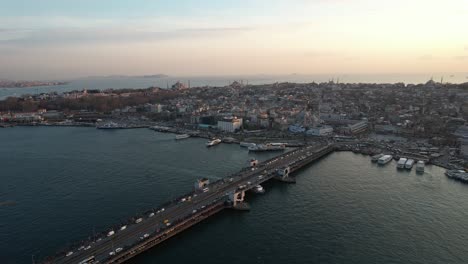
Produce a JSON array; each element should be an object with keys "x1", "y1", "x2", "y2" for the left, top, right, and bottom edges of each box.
[{"x1": 1, "y1": 0, "x2": 468, "y2": 79}]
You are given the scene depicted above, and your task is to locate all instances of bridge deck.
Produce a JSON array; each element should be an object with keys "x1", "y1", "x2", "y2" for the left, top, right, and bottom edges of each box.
[{"x1": 46, "y1": 143, "x2": 335, "y2": 264}]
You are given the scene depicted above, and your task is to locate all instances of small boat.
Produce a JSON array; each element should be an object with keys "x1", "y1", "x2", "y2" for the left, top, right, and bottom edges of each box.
[
  {"x1": 371, "y1": 154, "x2": 384, "y2": 162},
  {"x1": 405, "y1": 159, "x2": 415, "y2": 170},
  {"x1": 252, "y1": 185, "x2": 265, "y2": 194},
  {"x1": 445, "y1": 170, "x2": 468, "y2": 183},
  {"x1": 378, "y1": 155, "x2": 393, "y2": 165},
  {"x1": 397, "y1": 158, "x2": 407, "y2": 169},
  {"x1": 175, "y1": 134, "x2": 190, "y2": 140},
  {"x1": 240, "y1": 142, "x2": 256, "y2": 148},
  {"x1": 416, "y1": 161, "x2": 425, "y2": 173},
  {"x1": 206, "y1": 139, "x2": 222, "y2": 147}
]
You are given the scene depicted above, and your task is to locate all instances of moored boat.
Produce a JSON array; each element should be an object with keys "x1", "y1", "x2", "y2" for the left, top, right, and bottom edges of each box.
[
  {"x1": 240, "y1": 142, "x2": 256, "y2": 148},
  {"x1": 416, "y1": 161, "x2": 425, "y2": 173},
  {"x1": 378, "y1": 155, "x2": 393, "y2": 165},
  {"x1": 397, "y1": 157, "x2": 408, "y2": 169},
  {"x1": 248, "y1": 143, "x2": 285, "y2": 152},
  {"x1": 175, "y1": 134, "x2": 190, "y2": 140},
  {"x1": 405, "y1": 159, "x2": 415, "y2": 170},
  {"x1": 206, "y1": 138, "x2": 222, "y2": 147},
  {"x1": 445, "y1": 170, "x2": 468, "y2": 183},
  {"x1": 371, "y1": 153, "x2": 384, "y2": 162}
]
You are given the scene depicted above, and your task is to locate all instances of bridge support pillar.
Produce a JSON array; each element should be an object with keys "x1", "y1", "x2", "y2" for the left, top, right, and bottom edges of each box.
[
  {"x1": 228, "y1": 191, "x2": 250, "y2": 210},
  {"x1": 275, "y1": 166, "x2": 296, "y2": 183}
]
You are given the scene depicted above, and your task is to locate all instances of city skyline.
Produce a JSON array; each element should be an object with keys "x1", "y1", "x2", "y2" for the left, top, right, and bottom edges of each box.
[{"x1": 1, "y1": 0, "x2": 468, "y2": 79}]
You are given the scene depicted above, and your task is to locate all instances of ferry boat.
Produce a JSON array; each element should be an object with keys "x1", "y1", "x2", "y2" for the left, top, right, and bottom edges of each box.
[
  {"x1": 206, "y1": 138, "x2": 222, "y2": 147},
  {"x1": 97, "y1": 121, "x2": 121, "y2": 129},
  {"x1": 405, "y1": 159, "x2": 415, "y2": 170},
  {"x1": 445, "y1": 170, "x2": 468, "y2": 183},
  {"x1": 248, "y1": 143, "x2": 286, "y2": 152},
  {"x1": 371, "y1": 153, "x2": 384, "y2": 162},
  {"x1": 175, "y1": 134, "x2": 190, "y2": 140},
  {"x1": 240, "y1": 142, "x2": 256, "y2": 148},
  {"x1": 378, "y1": 155, "x2": 393, "y2": 165},
  {"x1": 416, "y1": 161, "x2": 425, "y2": 173},
  {"x1": 397, "y1": 157, "x2": 408, "y2": 169}
]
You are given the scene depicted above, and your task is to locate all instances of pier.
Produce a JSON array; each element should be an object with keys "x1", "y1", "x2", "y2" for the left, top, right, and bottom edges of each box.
[{"x1": 45, "y1": 143, "x2": 336, "y2": 264}]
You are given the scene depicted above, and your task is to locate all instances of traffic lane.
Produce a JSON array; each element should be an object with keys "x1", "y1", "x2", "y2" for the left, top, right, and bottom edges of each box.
[
  {"x1": 82, "y1": 180, "x2": 245, "y2": 262},
  {"x1": 59, "y1": 190, "x2": 228, "y2": 263},
  {"x1": 56, "y1": 146, "x2": 321, "y2": 263}
]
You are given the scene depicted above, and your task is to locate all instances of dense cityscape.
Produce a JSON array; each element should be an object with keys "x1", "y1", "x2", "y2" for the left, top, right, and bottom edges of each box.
[
  {"x1": 3, "y1": 1, "x2": 468, "y2": 263},
  {"x1": 1, "y1": 80, "x2": 468, "y2": 171}
]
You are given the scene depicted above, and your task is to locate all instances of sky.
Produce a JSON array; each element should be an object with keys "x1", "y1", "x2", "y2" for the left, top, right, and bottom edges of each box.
[{"x1": 1, "y1": 0, "x2": 468, "y2": 80}]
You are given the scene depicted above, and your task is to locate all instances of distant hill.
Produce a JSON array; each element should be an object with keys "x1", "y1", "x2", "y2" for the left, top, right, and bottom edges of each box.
[
  {"x1": 84, "y1": 74, "x2": 169, "y2": 79},
  {"x1": 141, "y1": 74, "x2": 169, "y2": 78}
]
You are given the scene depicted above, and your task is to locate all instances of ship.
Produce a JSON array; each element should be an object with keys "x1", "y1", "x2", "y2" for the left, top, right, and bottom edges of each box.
[
  {"x1": 405, "y1": 159, "x2": 415, "y2": 170},
  {"x1": 240, "y1": 142, "x2": 256, "y2": 148},
  {"x1": 445, "y1": 170, "x2": 468, "y2": 183},
  {"x1": 371, "y1": 153, "x2": 384, "y2": 162},
  {"x1": 96, "y1": 121, "x2": 121, "y2": 129},
  {"x1": 378, "y1": 155, "x2": 393, "y2": 165},
  {"x1": 397, "y1": 157, "x2": 408, "y2": 169},
  {"x1": 206, "y1": 138, "x2": 222, "y2": 147},
  {"x1": 175, "y1": 134, "x2": 190, "y2": 140},
  {"x1": 416, "y1": 161, "x2": 425, "y2": 173},
  {"x1": 248, "y1": 143, "x2": 286, "y2": 152}
]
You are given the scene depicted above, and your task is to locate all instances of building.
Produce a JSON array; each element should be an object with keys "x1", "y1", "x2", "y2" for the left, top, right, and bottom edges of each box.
[
  {"x1": 306, "y1": 126, "x2": 334, "y2": 136},
  {"x1": 217, "y1": 117, "x2": 243, "y2": 132},
  {"x1": 454, "y1": 125, "x2": 468, "y2": 158},
  {"x1": 348, "y1": 120, "x2": 368, "y2": 134}
]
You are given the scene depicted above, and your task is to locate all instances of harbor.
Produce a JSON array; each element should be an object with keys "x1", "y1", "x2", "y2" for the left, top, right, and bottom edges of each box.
[{"x1": 2, "y1": 126, "x2": 468, "y2": 264}]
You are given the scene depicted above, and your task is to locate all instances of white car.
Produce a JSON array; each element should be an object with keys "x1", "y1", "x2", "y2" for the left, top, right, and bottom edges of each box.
[
  {"x1": 115, "y1": 247, "x2": 123, "y2": 253},
  {"x1": 109, "y1": 251, "x2": 115, "y2": 256},
  {"x1": 120, "y1": 225, "x2": 127, "y2": 231},
  {"x1": 149, "y1": 213, "x2": 155, "y2": 217},
  {"x1": 66, "y1": 251, "x2": 73, "y2": 257}
]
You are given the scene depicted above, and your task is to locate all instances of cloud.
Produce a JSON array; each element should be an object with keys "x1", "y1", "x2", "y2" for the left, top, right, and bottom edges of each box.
[
  {"x1": 303, "y1": 50, "x2": 340, "y2": 58},
  {"x1": 454, "y1": 55, "x2": 468, "y2": 60},
  {"x1": 0, "y1": 26, "x2": 251, "y2": 46},
  {"x1": 417, "y1": 54, "x2": 434, "y2": 60}
]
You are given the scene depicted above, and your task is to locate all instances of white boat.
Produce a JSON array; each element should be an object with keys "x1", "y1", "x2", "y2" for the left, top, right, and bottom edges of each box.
[
  {"x1": 206, "y1": 139, "x2": 221, "y2": 147},
  {"x1": 371, "y1": 153, "x2": 383, "y2": 162},
  {"x1": 175, "y1": 134, "x2": 190, "y2": 140},
  {"x1": 252, "y1": 185, "x2": 265, "y2": 194},
  {"x1": 416, "y1": 161, "x2": 425, "y2": 173},
  {"x1": 405, "y1": 159, "x2": 415, "y2": 170},
  {"x1": 378, "y1": 155, "x2": 393, "y2": 165},
  {"x1": 97, "y1": 121, "x2": 121, "y2": 129},
  {"x1": 248, "y1": 143, "x2": 285, "y2": 152},
  {"x1": 397, "y1": 158, "x2": 408, "y2": 169},
  {"x1": 240, "y1": 142, "x2": 256, "y2": 148}
]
